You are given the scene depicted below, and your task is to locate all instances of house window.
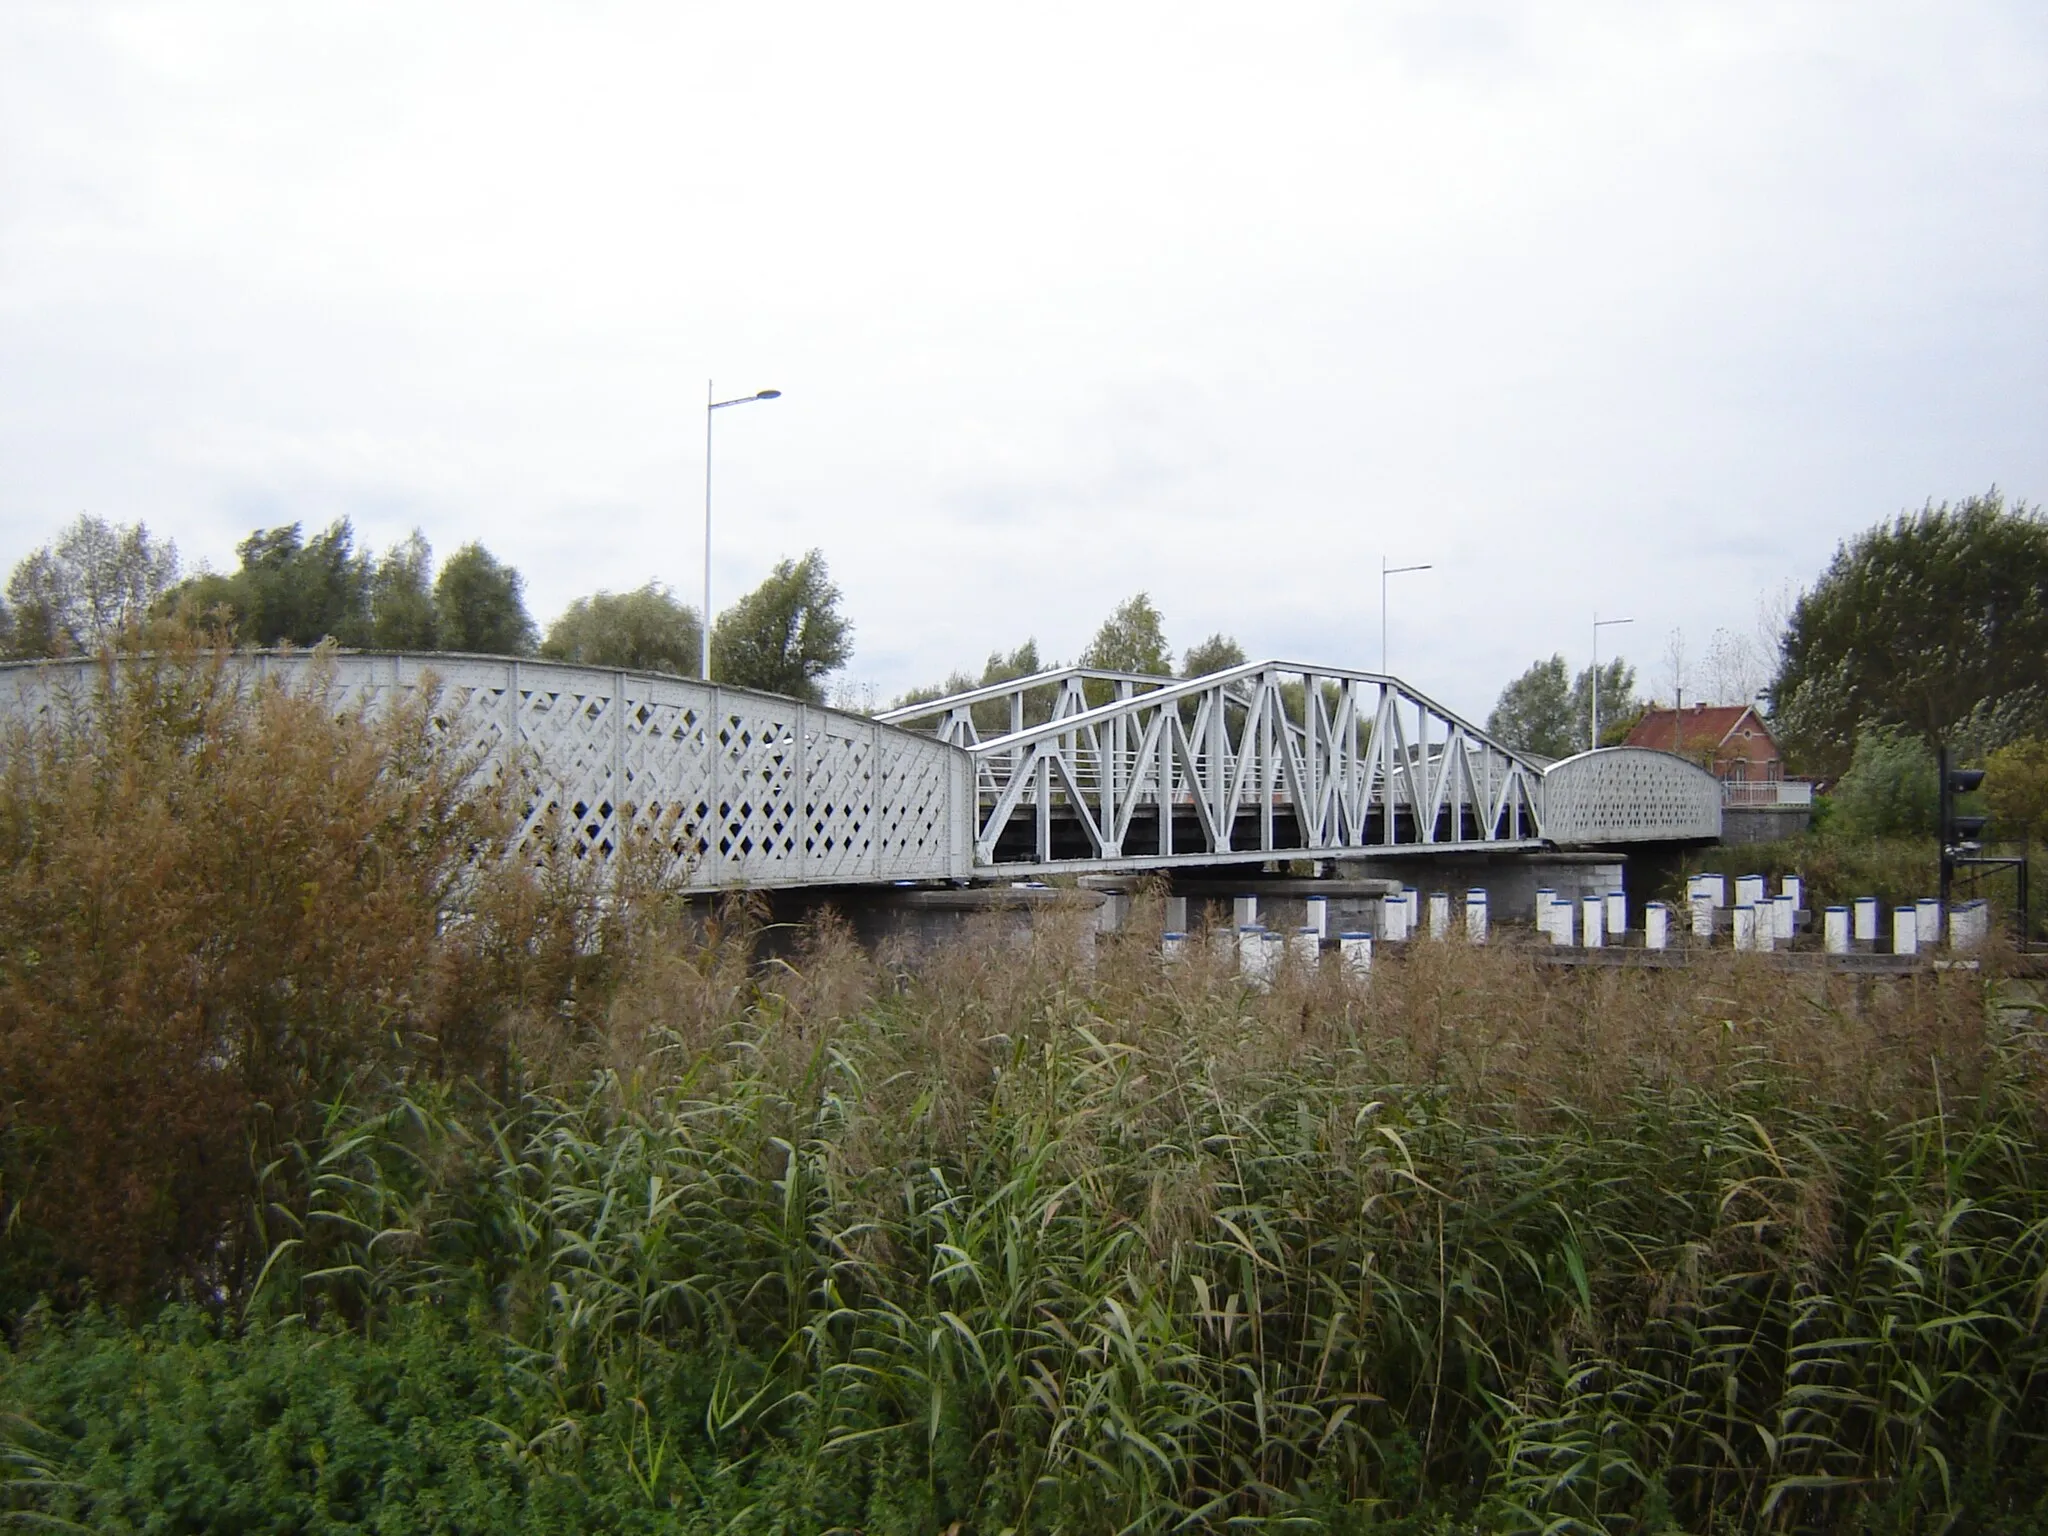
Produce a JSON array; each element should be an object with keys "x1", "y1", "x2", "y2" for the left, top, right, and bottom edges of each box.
[{"x1": 1729, "y1": 760, "x2": 1748, "y2": 783}]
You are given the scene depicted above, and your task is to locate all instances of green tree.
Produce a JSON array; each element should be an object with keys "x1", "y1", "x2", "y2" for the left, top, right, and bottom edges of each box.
[
  {"x1": 1487, "y1": 655, "x2": 1575, "y2": 757},
  {"x1": 1772, "y1": 490, "x2": 2048, "y2": 776},
  {"x1": 6, "y1": 514, "x2": 181, "y2": 656},
  {"x1": 1985, "y1": 738, "x2": 2048, "y2": 847},
  {"x1": 369, "y1": 531, "x2": 438, "y2": 650},
  {"x1": 1180, "y1": 632, "x2": 1246, "y2": 677},
  {"x1": 434, "y1": 543, "x2": 536, "y2": 655},
  {"x1": 1080, "y1": 592, "x2": 1172, "y2": 676},
  {"x1": 1487, "y1": 654, "x2": 1637, "y2": 757},
  {"x1": 709, "y1": 551, "x2": 851, "y2": 702},
  {"x1": 1828, "y1": 725, "x2": 1940, "y2": 839},
  {"x1": 167, "y1": 520, "x2": 373, "y2": 647},
  {"x1": 1571, "y1": 658, "x2": 1639, "y2": 749},
  {"x1": 542, "y1": 584, "x2": 702, "y2": 676}
]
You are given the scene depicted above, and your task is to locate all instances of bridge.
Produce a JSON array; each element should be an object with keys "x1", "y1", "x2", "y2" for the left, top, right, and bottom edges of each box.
[{"x1": 0, "y1": 652, "x2": 1720, "y2": 891}]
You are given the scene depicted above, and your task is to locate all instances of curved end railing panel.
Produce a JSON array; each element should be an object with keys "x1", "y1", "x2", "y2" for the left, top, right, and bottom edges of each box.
[{"x1": 1540, "y1": 747, "x2": 1722, "y2": 844}]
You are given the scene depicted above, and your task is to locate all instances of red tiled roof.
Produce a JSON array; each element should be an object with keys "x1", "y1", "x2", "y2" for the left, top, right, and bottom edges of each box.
[{"x1": 1623, "y1": 705, "x2": 1770, "y2": 755}]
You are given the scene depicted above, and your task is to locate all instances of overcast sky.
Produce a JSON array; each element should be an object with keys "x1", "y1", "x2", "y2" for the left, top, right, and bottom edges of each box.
[{"x1": 3, "y1": 1, "x2": 2042, "y2": 722}]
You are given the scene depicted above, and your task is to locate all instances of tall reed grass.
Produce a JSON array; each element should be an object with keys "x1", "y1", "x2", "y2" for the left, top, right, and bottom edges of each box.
[{"x1": 86, "y1": 912, "x2": 2036, "y2": 1532}]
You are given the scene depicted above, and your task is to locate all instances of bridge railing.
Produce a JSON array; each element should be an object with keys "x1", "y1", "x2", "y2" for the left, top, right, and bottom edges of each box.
[{"x1": 0, "y1": 652, "x2": 974, "y2": 890}]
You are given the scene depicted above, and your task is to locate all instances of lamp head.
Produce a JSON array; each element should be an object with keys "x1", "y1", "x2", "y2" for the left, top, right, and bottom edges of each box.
[{"x1": 755, "y1": 389, "x2": 782, "y2": 399}]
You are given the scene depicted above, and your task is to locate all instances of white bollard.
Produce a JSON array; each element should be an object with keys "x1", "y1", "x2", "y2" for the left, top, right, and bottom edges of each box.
[
  {"x1": 1304, "y1": 896, "x2": 1328, "y2": 939},
  {"x1": 1692, "y1": 895, "x2": 1715, "y2": 939},
  {"x1": 1733, "y1": 905, "x2": 1758, "y2": 951},
  {"x1": 1854, "y1": 897, "x2": 1879, "y2": 945},
  {"x1": 1773, "y1": 895, "x2": 1796, "y2": 944},
  {"x1": 1737, "y1": 874, "x2": 1767, "y2": 911},
  {"x1": 1162, "y1": 931, "x2": 1187, "y2": 963},
  {"x1": 1894, "y1": 907, "x2": 1918, "y2": 957},
  {"x1": 1536, "y1": 888, "x2": 1556, "y2": 936},
  {"x1": 1703, "y1": 874, "x2": 1727, "y2": 909},
  {"x1": 1233, "y1": 895, "x2": 1260, "y2": 930},
  {"x1": 1238, "y1": 925, "x2": 1264, "y2": 975},
  {"x1": 1754, "y1": 906, "x2": 1775, "y2": 952},
  {"x1": 1582, "y1": 893, "x2": 1605, "y2": 948},
  {"x1": 1605, "y1": 890, "x2": 1627, "y2": 943},
  {"x1": 1290, "y1": 928, "x2": 1320, "y2": 969},
  {"x1": 1212, "y1": 928, "x2": 1237, "y2": 963},
  {"x1": 1340, "y1": 933, "x2": 1373, "y2": 976},
  {"x1": 1952, "y1": 899, "x2": 1989, "y2": 951},
  {"x1": 1645, "y1": 901, "x2": 1670, "y2": 950},
  {"x1": 1824, "y1": 907, "x2": 1850, "y2": 955},
  {"x1": 1165, "y1": 896, "x2": 1189, "y2": 934},
  {"x1": 1405, "y1": 888, "x2": 1422, "y2": 933},
  {"x1": 1916, "y1": 898, "x2": 1943, "y2": 947},
  {"x1": 1466, "y1": 889, "x2": 1489, "y2": 944},
  {"x1": 1550, "y1": 896, "x2": 1575, "y2": 946},
  {"x1": 1382, "y1": 893, "x2": 1409, "y2": 942},
  {"x1": 1428, "y1": 891, "x2": 1451, "y2": 941},
  {"x1": 1781, "y1": 874, "x2": 1803, "y2": 908}
]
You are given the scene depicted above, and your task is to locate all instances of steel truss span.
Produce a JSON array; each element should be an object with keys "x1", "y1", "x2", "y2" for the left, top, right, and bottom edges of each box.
[
  {"x1": 878, "y1": 660, "x2": 1554, "y2": 874},
  {"x1": 0, "y1": 653, "x2": 972, "y2": 891},
  {"x1": 0, "y1": 653, "x2": 1719, "y2": 889}
]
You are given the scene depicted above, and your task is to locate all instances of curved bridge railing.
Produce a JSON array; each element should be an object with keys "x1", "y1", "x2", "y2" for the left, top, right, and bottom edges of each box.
[
  {"x1": 1540, "y1": 747, "x2": 1722, "y2": 845},
  {"x1": 0, "y1": 653, "x2": 973, "y2": 890}
]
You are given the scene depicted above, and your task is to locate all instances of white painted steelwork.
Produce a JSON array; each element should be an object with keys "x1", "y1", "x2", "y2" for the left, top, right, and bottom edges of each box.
[
  {"x1": 1540, "y1": 746, "x2": 1722, "y2": 844},
  {"x1": 0, "y1": 653, "x2": 972, "y2": 890},
  {"x1": 3, "y1": 651, "x2": 1725, "y2": 889},
  {"x1": 880, "y1": 660, "x2": 1550, "y2": 874}
]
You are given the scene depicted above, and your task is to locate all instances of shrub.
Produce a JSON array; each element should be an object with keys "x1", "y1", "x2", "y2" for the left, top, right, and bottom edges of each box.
[
  {"x1": 0, "y1": 641, "x2": 612, "y2": 1307},
  {"x1": 1829, "y1": 724, "x2": 1939, "y2": 838}
]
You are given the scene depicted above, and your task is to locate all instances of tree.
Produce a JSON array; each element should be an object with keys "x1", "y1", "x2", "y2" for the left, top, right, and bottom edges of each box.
[
  {"x1": 1486, "y1": 654, "x2": 1636, "y2": 756},
  {"x1": 542, "y1": 584, "x2": 702, "y2": 676},
  {"x1": 1487, "y1": 655, "x2": 1575, "y2": 757},
  {"x1": 1829, "y1": 725, "x2": 1939, "y2": 839},
  {"x1": 1572, "y1": 658, "x2": 1639, "y2": 748},
  {"x1": 1080, "y1": 593, "x2": 1172, "y2": 676},
  {"x1": 369, "y1": 531, "x2": 438, "y2": 650},
  {"x1": 6, "y1": 514, "x2": 181, "y2": 656},
  {"x1": 1985, "y1": 738, "x2": 2048, "y2": 848},
  {"x1": 1181, "y1": 632, "x2": 1246, "y2": 678},
  {"x1": 434, "y1": 543, "x2": 536, "y2": 656},
  {"x1": 1772, "y1": 490, "x2": 2048, "y2": 776},
  {"x1": 709, "y1": 551, "x2": 851, "y2": 702},
  {"x1": 163, "y1": 520, "x2": 374, "y2": 647}
]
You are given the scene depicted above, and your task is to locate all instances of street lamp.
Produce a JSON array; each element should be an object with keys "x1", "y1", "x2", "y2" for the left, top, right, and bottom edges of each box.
[
  {"x1": 1381, "y1": 558, "x2": 1433, "y2": 675},
  {"x1": 703, "y1": 381, "x2": 783, "y2": 681},
  {"x1": 1591, "y1": 613, "x2": 1634, "y2": 752}
]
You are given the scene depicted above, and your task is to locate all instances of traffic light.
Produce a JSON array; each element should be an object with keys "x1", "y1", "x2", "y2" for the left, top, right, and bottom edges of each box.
[
  {"x1": 1941, "y1": 752, "x2": 1986, "y2": 856},
  {"x1": 1937, "y1": 748, "x2": 2032, "y2": 948}
]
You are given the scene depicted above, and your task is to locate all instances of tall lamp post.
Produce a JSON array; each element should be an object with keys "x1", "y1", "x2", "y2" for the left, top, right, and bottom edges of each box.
[
  {"x1": 703, "y1": 381, "x2": 783, "y2": 681},
  {"x1": 1591, "y1": 613, "x2": 1634, "y2": 752},
  {"x1": 1381, "y1": 557, "x2": 1433, "y2": 675}
]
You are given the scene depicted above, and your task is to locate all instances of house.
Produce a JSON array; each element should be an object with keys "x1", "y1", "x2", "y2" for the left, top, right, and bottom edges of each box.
[{"x1": 1622, "y1": 703, "x2": 1809, "y2": 806}]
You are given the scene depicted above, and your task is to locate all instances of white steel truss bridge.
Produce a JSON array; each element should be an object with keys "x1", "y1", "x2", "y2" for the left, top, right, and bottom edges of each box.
[{"x1": 0, "y1": 652, "x2": 1719, "y2": 890}]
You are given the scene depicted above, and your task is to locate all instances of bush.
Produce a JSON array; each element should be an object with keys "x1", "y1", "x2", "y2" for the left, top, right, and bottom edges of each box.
[
  {"x1": 1829, "y1": 724, "x2": 1939, "y2": 838},
  {"x1": 0, "y1": 641, "x2": 622, "y2": 1308}
]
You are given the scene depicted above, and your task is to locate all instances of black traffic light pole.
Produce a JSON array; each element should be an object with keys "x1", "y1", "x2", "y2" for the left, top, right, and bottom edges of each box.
[{"x1": 1941, "y1": 745, "x2": 2029, "y2": 949}]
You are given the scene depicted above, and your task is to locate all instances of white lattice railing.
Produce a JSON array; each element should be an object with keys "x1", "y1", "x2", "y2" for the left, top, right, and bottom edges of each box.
[{"x1": 0, "y1": 653, "x2": 974, "y2": 890}]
